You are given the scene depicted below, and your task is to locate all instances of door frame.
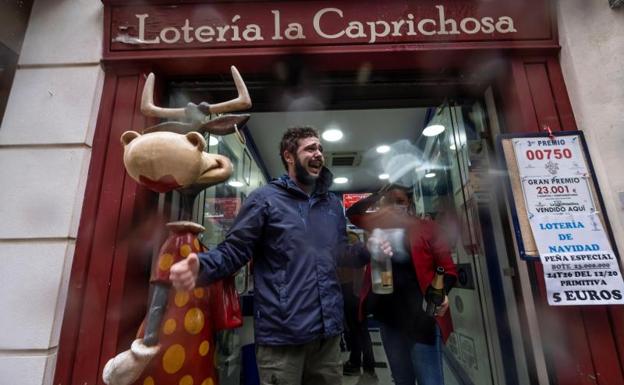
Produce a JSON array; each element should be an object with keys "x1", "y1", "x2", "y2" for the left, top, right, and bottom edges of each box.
[{"x1": 54, "y1": 6, "x2": 624, "y2": 383}]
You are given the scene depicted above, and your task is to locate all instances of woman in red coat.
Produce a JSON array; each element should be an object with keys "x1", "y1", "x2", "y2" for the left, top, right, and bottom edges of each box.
[{"x1": 346, "y1": 185, "x2": 457, "y2": 385}]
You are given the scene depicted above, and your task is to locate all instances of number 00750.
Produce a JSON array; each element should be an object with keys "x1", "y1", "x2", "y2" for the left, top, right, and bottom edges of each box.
[{"x1": 526, "y1": 148, "x2": 572, "y2": 160}]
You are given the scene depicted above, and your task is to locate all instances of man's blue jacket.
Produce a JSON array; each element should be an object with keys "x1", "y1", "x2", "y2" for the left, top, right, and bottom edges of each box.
[{"x1": 197, "y1": 168, "x2": 367, "y2": 345}]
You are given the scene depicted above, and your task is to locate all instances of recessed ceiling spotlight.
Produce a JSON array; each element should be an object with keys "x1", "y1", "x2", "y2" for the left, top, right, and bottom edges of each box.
[
  {"x1": 376, "y1": 145, "x2": 390, "y2": 154},
  {"x1": 423, "y1": 124, "x2": 445, "y2": 137},
  {"x1": 425, "y1": 172, "x2": 436, "y2": 178},
  {"x1": 228, "y1": 180, "x2": 244, "y2": 187},
  {"x1": 378, "y1": 173, "x2": 390, "y2": 180},
  {"x1": 322, "y1": 128, "x2": 343, "y2": 142},
  {"x1": 209, "y1": 136, "x2": 219, "y2": 146},
  {"x1": 333, "y1": 177, "x2": 349, "y2": 184}
]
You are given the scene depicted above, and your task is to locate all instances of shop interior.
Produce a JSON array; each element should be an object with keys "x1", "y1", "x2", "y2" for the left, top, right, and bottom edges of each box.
[{"x1": 146, "y1": 65, "x2": 536, "y2": 385}]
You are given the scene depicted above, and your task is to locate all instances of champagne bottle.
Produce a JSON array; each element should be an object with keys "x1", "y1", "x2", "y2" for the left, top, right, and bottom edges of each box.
[{"x1": 424, "y1": 266, "x2": 446, "y2": 316}]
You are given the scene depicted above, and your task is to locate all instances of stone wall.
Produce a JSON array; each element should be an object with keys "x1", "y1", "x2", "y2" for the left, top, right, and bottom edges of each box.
[
  {"x1": 0, "y1": 1, "x2": 103, "y2": 384},
  {"x1": 556, "y1": 0, "x2": 624, "y2": 254}
]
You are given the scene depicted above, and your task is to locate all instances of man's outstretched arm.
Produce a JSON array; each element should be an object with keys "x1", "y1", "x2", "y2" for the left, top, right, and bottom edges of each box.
[{"x1": 170, "y1": 193, "x2": 267, "y2": 291}]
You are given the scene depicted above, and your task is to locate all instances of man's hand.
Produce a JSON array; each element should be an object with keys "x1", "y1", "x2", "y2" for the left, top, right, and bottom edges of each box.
[
  {"x1": 169, "y1": 252, "x2": 200, "y2": 291},
  {"x1": 435, "y1": 295, "x2": 449, "y2": 317}
]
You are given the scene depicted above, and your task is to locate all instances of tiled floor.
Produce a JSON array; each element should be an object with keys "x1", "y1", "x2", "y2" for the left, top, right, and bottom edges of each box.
[
  {"x1": 342, "y1": 329, "x2": 392, "y2": 385},
  {"x1": 341, "y1": 328, "x2": 463, "y2": 385}
]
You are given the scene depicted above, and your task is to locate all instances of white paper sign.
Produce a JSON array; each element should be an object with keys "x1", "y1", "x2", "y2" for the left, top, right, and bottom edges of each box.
[
  {"x1": 520, "y1": 176, "x2": 595, "y2": 217},
  {"x1": 512, "y1": 136, "x2": 587, "y2": 177},
  {"x1": 512, "y1": 135, "x2": 624, "y2": 306},
  {"x1": 541, "y1": 252, "x2": 623, "y2": 305},
  {"x1": 530, "y1": 213, "x2": 609, "y2": 252}
]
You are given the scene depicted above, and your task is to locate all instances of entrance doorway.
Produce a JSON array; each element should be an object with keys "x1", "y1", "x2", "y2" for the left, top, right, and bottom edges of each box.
[{"x1": 166, "y1": 70, "x2": 536, "y2": 385}]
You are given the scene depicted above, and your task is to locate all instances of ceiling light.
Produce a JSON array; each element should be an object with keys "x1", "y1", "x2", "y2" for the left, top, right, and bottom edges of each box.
[
  {"x1": 228, "y1": 180, "x2": 244, "y2": 187},
  {"x1": 449, "y1": 144, "x2": 457, "y2": 150},
  {"x1": 209, "y1": 136, "x2": 219, "y2": 146},
  {"x1": 333, "y1": 177, "x2": 349, "y2": 184},
  {"x1": 423, "y1": 124, "x2": 445, "y2": 137},
  {"x1": 425, "y1": 172, "x2": 436, "y2": 178},
  {"x1": 378, "y1": 173, "x2": 390, "y2": 180},
  {"x1": 322, "y1": 128, "x2": 343, "y2": 142},
  {"x1": 376, "y1": 145, "x2": 390, "y2": 154}
]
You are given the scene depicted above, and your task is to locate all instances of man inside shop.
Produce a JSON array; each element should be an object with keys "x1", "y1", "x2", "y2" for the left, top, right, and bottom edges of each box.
[{"x1": 169, "y1": 126, "x2": 391, "y2": 385}]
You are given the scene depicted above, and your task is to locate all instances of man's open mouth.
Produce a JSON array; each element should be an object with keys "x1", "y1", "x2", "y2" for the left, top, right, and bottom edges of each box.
[{"x1": 308, "y1": 160, "x2": 322, "y2": 172}]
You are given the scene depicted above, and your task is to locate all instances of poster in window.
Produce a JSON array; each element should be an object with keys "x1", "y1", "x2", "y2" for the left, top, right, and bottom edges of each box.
[{"x1": 499, "y1": 131, "x2": 624, "y2": 306}]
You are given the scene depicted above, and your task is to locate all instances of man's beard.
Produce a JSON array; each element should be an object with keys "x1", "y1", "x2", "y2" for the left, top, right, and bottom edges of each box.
[{"x1": 295, "y1": 158, "x2": 318, "y2": 186}]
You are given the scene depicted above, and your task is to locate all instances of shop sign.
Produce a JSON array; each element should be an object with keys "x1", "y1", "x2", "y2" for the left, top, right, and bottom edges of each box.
[
  {"x1": 511, "y1": 135, "x2": 624, "y2": 306},
  {"x1": 109, "y1": 0, "x2": 552, "y2": 51},
  {"x1": 343, "y1": 193, "x2": 371, "y2": 210}
]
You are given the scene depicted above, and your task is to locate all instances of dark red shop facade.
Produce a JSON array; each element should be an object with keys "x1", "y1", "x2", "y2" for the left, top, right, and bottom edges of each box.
[{"x1": 54, "y1": 1, "x2": 624, "y2": 384}]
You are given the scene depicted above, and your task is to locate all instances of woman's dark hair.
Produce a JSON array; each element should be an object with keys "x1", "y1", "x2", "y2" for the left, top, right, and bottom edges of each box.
[
  {"x1": 279, "y1": 126, "x2": 319, "y2": 170},
  {"x1": 385, "y1": 184, "x2": 413, "y2": 195}
]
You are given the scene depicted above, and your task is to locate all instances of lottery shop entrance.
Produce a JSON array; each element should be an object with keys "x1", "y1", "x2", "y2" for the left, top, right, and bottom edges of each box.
[{"x1": 54, "y1": 2, "x2": 624, "y2": 384}]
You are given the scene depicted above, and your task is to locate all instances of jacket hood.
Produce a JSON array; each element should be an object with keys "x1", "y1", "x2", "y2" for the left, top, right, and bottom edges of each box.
[{"x1": 271, "y1": 167, "x2": 334, "y2": 197}]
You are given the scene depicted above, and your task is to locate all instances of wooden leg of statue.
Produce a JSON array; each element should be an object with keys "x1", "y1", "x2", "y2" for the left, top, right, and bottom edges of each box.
[{"x1": 143, "y1": 284, "x2": 170, "y2": 346}]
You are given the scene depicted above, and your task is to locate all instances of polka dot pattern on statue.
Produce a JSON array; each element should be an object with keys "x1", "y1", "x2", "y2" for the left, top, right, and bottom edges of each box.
[
  {"x1": 201, "y1": 378, "x2": 214, "y2": 385},
  {"x1": 193, "y1": 239, "x2": 201, "y2": 251},
  {"x1": 163, "y1": 318, "x2": 177, "y2": 335},
  {"x1": 199, "y1": 340, "x2": 210, "y2": 356},
  {"x1": 193, "y1": 288, "x2": 204, "y2": 298},
  {"x1": 162, "y1": 344, "x2": 185, "y2": 374},
  {"x1": 159, "y1": 253, "x2": 174, "y2": 271},
  {"x1": 175, "y1": 291, "x2": 190, "y2": 307},
  {"x1": 184, "y1": 308, "x2": 205, "y2": 335},
  {"x1": 179, "y1": 375, "x2": 194, "y2": 385},
  {"x1": 143, "y1": 377, "x2": 155, "y2": 385},
  {"x1": 180, "y1": 244, "x2": 192, "y2": 257}
]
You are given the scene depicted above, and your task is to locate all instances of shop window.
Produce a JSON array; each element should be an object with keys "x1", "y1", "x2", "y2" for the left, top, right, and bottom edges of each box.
[
  {"x1": 0, "y1": 0, "x2": 34, "y2": 124},
  {"x1": 0, "y1": 45, "x2": 18, "y2": 123}
]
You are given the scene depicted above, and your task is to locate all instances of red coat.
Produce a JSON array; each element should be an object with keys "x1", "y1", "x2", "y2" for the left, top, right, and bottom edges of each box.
[{"x1": 349, "y1": 209, "x2": 458, "y2": 343}]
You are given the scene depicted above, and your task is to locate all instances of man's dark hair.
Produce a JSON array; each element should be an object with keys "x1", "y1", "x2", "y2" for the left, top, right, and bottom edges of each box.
[{"x1": 279, "y1": 126, "x2": 320, "y2": 170}]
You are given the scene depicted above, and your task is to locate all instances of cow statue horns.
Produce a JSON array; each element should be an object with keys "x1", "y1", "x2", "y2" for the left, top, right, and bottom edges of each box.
[{"x1": 140, "y1": 65, "x2": 252, "y2": 136}]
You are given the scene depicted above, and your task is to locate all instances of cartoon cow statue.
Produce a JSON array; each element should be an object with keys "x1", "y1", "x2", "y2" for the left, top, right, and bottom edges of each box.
[{"x1": 102, "y1": 66, "x2": 252, "y2": 385}]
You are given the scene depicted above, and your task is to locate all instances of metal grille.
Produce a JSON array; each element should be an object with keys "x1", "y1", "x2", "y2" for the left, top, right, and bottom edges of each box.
[{"x1": 329, "y1": 152, "x2": 361, "y2": 167}]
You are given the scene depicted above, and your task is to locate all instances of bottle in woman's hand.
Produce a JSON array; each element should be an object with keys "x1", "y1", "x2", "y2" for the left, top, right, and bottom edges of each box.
[
  {"x1": 424, "y1": 266, "x2": 446, "y2": 316},
  {"x1": 369, "y1": 228, "x2": 394, "y2": 294}
]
